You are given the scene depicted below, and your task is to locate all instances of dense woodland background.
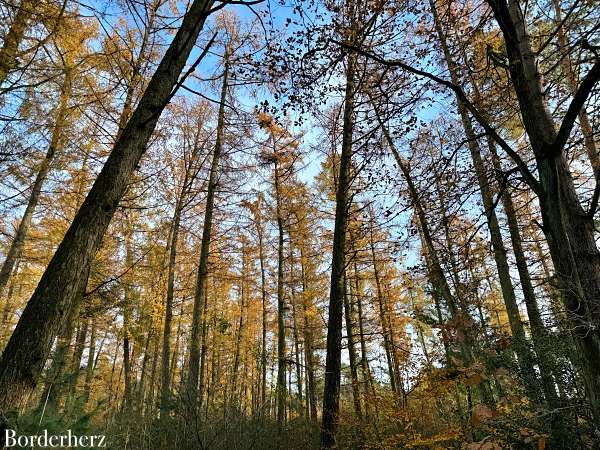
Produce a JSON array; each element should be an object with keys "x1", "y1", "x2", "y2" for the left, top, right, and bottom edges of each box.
[{"x1": 0, "y1": 0, "x2": 599, "y2": 448}]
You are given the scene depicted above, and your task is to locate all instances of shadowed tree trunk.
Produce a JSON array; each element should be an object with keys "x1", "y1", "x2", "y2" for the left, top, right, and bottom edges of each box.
[
  {"x1": 185, "y1": 49, "x2": 229, "y2": 417},
  {"x1": 320, "y1": 33, "x2": 357, "y2": 449},
  {"x1": 0, "y1": 0, "x2": 215, "y2": 431}
]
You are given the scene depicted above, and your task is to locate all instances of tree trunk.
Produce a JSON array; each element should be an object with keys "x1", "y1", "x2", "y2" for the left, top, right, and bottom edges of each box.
[
  {"x1": 343, "y1": 272, "x2": 362, "y2": 420},
  {"x1": 160, "y1": 203, "x2": 182, "y2": 413},
  {"x1": 0, "y1": 0, "x2": 215, "y2": 421},
  {"x1": 488, "y1": 140, "x2": 560, "y2": 404},
  {"x1": 255, "y1": 196, "x2": 269, "y2": 413},
  {"x1": 299, "y1": 242, "x2": 317, "y2": 422},
  {"x1": 274, "y1": 148, "x2": 287, "y2": 429},
  {"x1": 82, "y1": 317, "x2": 96, "y2": 406},
  {"x1": 0, "y1": 0, "x2": 33, "y2": 86},
  {"x1": 320, "y1": 43, "x2": 356, "y2": 450},
  {"x1": 368, "y1": 216, "x2": 397, "y2": 394},
  {"x1": 185, "y1": 49, "x2": 229, "y2": 416}
]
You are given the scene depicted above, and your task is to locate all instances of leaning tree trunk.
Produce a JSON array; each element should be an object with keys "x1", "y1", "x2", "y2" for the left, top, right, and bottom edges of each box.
[{"x1": 0, "y1": 0, "x2": 214, "y2": 428}]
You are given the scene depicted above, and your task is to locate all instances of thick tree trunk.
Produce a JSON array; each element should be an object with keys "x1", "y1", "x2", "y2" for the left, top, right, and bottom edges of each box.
[
  {"x1": 0, "y1": 0, "x2": 214, "y2": 423},
  {"x1": 185, "y1": 50, "x2": 229, "y2": 416},
  {"x1": 320, "y1": 45, "x2": 356, "y2": 450}
]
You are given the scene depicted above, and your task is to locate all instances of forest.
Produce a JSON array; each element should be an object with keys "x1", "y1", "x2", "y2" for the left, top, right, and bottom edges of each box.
[{"x1": 0, "y1": 0, "x2": 599, "y2": 448}]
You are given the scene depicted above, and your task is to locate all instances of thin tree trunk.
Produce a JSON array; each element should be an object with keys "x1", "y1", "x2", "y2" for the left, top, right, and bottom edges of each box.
[
  {"x1": 255, "y1": 197, "x2": 269, "y2": 413},
  {"x1": 0, "y1": 68, "x2": 72, "y2": 295},
  {"x1": 343, "y1": 272, "x2": 362, "y2": 420},
  {"x1": 368, "y1": 217, "x2": 397, "y2": 394},
  {"x1": 160, "y1": 204, "x2": 182, "y2": 413},
  {"x1": 82, "y1": 317, "x2": 96, "y2": 406},
  {"x1": 185, "y1": 49, "x2": 229, "y2": 416},
  {"x1": 274, "y1": 150, "x2": 287, "y2": 430},
  {"x1": 299, "y1": 242, "x2": 317, "y2": 422},
  {"x1": 353, "y1": 262, "x2": 375, "y2": 402}
]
